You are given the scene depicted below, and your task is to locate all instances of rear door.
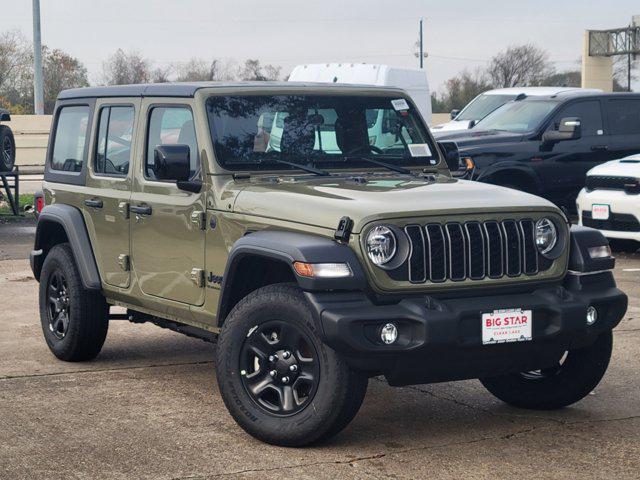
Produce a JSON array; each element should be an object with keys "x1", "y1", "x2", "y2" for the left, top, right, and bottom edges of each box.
[
  {"x1": 130, "y1": 100, "x2": 206, "y2": 306},
  {"x1": 83, "y1": 99, "x2": 139, "y2": 288},
  {"x1": 604, "y1": 97, "x2": 640, "y2": 159}
]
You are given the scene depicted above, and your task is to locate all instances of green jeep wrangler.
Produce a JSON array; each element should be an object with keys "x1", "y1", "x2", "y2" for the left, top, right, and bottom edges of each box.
[{"x1": 31, "y1": 82, "x2": 627, "y2": 447}]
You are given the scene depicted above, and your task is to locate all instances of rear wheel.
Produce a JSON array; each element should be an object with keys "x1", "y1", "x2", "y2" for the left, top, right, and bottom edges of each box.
[
  {"x1": 215, "y1": 284, "x2": 368, "y2": 447},
  {"x1": 39, "y1": 243, "x2": 109, "y2": 361},
  {"x1": 480, "y1": 330, "x2": 613, "y2": 410},
  {"x1": 0, "y1": 125, "x2": 16, "y2": 172}
]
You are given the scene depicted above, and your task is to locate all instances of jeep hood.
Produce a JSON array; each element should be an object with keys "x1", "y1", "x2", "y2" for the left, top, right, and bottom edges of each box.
[{"x1": 231, "y1": 175, "x2": 559, "y2": 233}]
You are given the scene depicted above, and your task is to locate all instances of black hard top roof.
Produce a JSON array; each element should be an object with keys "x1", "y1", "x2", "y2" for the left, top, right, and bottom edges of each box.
[{"x1": 57, "y1": 81, "x2": 403, "y2": 100}]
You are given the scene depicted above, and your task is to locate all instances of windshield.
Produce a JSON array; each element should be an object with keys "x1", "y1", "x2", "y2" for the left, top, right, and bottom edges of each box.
[
  {"x1": 473, "y1": 100, "x2": 558, "y2": 133},
  {"x1": 456, "y1": 94, "x2": 516, "y2": 121},
  {"x1": 206, "y1": 94, "x2": 438, "y2": 172}
]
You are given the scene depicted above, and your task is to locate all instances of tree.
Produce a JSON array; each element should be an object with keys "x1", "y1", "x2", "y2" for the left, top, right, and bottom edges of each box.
[
  {"x1": 43, "y1": 48, "x2": 89, "y2": 112},
  {"x1": 176, "y1": 58, "x2": 219, "y2": 82},
  {"x1": 613, "y1": 55, "x2": 637, "y2": 92},
  {"x1": 0, "y1": 30, "x2": 31, "y2": 112},
  {"x1": 101, "y1": 49, "x2": 151, "y2": 85},
  {"x1": 431, "y1": 69, "x2": 492, "y2": 112},
  {"x1": 486, "y1": 44, "x2": 554, "y2": 88},
  {"x1": 238, "y1": 59, "x2": 281, "y2": 81},
  {"x1": 540, "y1": 70, "x2": 581, "y2": 88},
  {"x1": 151, "y1": 65, "x2": 172, "y2": 83}
]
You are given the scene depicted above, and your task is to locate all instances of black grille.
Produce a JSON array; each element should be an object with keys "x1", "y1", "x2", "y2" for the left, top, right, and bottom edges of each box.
[
  {"x1": 582, "y1": 211, "x2": 640, "y2": 232},
  {"x1": 585, "y1": 176, "x2": 640, "y2": 194},
  {"x1": 405, "y1": 219, "x2": 539, "y2": 284}
]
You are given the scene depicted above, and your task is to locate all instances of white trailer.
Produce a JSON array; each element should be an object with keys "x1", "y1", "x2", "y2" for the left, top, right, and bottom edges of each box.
[{"x1": 288, "y1": 63, "x2": 432, "y2": 124}]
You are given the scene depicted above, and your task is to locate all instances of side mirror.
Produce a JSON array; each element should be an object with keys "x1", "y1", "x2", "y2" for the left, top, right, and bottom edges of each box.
[
  {"x1": 542, "y1": 117, "x2": 581, "y2": 145},
  {"x1": 154, "y1": 145, "x2": 191, "y2": 182},
  {"x1": 437, "y1": 141, "x2": 461, "y2": 171},
  {"x1": 450, "y1": 109, "x2": 460, "y2": 120}
]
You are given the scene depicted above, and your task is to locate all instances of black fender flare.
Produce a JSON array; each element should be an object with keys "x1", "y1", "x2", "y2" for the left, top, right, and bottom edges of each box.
[
  {"x1": 476, "y1": 161, "x2": 543, "y2": 194},
  {"x1": 30, "y1": 204, "x2": 101, "y2": 290},
  {"x1": 216, "y1": 230, "x2": 368, "y2": 324}
]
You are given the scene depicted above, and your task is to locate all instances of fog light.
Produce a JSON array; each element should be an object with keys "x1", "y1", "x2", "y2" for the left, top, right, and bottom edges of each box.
[
  {"x1": 380, "y1": 323, "x2": 398, "y2": 344},
  {"x1": 586, "y1": 306, "x2": 598, "y2": 325}
]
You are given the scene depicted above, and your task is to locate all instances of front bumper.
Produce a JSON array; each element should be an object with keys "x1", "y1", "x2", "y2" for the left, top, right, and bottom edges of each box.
[
  {"x1": 577, "y1": 188, "x2": 640, "y2": 241},
  {"x1": 305, "y1": 272, "x2": 627, "y2": 386}
]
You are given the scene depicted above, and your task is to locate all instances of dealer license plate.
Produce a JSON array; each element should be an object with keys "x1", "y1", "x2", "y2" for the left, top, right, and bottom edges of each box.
[
  {"x1": 482, "y1": 308, "x2": 532, "y2": 345},
  {"x1": 591, "y1": 204, "x2": 610, "y2": 220}
]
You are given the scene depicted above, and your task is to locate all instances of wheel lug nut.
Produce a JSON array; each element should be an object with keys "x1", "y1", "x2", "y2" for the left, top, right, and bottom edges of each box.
[
  {"x1": 282, "y1": 351, "x2": 291, "y2": 359},
  {"x1": 269, "y1": 355, "x2": 277, "y2": 362},
  {"x1": 281, "y1": 376, "x2": 290, "y2": 384},
  {"x1": 289, "y1": 364, "x2": 298, "y2": 372},
  {"x1": 269, "y1": 370, "x2": 277, "y2": 377}
]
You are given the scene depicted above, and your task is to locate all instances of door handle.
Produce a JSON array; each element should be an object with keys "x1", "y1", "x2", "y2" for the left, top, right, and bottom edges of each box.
[
  {"x1": 591, "y1": 145, "x2": 608, "y2": 151},
  {"x1": 130, "y1": 204, "x2": 152, "y2": 215},
  {"x1": 84, "y1": 198, "x2": 103, "y2": 209}
]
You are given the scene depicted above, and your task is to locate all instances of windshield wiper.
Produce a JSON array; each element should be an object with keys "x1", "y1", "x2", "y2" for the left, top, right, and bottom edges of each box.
[
  {"x1": 345, "y1": 156, "x2": 416, "y2": 176},
  {"x1": 260, "y1": 158, "x2": 330, "y2": 176}
]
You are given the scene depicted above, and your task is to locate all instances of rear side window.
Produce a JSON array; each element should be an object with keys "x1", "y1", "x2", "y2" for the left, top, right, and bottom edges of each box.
[
  {"x1": 551, "y1": 100, "x2": 603, "y2": 137},
  {"x1": 606, "y1": 99, "x2": 640, "y2": 135},
  {"x1": 94, "y1": 106, "x2": 135, "y2": 176},
  {"x1": 51, "y1": 106, "x2": 90, "y2": 172},
  {"x1": 145, "y1": 106, "x2": 198, "y2": 180}
]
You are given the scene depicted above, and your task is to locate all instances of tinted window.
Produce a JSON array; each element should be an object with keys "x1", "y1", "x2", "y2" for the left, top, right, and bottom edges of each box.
[
  {"x1": 51, "y1": 106, "x2": 90, "y2": 172},
  {"x1": 206, "y1": 94, "x2": 435, "y2": 172},
  {"x1": 607, "y1": 99, "x2": 640, "y2": 135},
  {"x1": 94, "y1": 106, "x2": 135, "y2": 176},
  {"x1": 145, "y1": 107, "x2": 198, "y2": 180},
  {"x1": 551, "y1": 100, "x2": 602, "y2": 137}
]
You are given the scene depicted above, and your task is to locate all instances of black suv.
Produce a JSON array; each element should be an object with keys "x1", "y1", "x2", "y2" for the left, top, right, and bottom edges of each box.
[{"x1": 434, "y1": 91, "x2": 640, "y2": 209}]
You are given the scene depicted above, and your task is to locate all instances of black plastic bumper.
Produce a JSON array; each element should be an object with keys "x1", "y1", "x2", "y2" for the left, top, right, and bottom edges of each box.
[{"x1": 305, "y1": 272, "x2": 627, "y2": 386}]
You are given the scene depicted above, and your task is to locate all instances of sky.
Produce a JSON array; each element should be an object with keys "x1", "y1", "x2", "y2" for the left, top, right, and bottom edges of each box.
[{"x1": 3, "y1": 0, "x2": 640, "y2": 92}]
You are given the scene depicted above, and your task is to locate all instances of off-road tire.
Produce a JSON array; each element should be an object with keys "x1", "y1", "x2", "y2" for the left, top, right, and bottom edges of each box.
[
  {"x1": 215, "y1": 283, "x2": 368, "y2": 447},
  {"x1": 39, "y1": 243, "x2": 109, "y2": 361},
  {"x1": 0, "y1": 125, "x2": 16, "y2": 172},
  {"x1": 480, "y1": 330, "x2": 613, "y2": 410},
  {"x1": 608, "y1": 239, "x2": 640, "y2": 254}
]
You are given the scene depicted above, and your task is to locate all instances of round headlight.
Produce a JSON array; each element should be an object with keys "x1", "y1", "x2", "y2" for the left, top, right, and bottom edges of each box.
[
  {"x1": 366, "y1": 226, "x2": 397, "y2": 266},
  {"x1": 535, "y1": 218, "x2": 557, "y2": 255}
]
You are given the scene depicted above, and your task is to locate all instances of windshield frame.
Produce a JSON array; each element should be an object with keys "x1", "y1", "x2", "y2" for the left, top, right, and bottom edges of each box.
[
  {"x1": 472, "y1": 98, "x2": 561, "y2": 134},
  {"x1": 203, "y1": 89, "x2": 443, "y2": 174}
]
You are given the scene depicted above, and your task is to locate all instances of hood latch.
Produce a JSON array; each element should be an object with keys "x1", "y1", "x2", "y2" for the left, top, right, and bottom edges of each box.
[{"x1": 334, "y1": 216, "x2": 353, "y2": 243}]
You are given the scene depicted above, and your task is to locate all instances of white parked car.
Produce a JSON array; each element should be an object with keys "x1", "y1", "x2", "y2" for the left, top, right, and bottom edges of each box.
[
  {"x1": 431, "y1": 87, "x2": 602, "y2": 134},
  {"x1": 577, "y1": 154, "x2": 640, "y2": 252}
]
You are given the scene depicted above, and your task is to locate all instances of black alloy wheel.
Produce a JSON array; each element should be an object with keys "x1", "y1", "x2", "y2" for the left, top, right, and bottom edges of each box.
[
  {"x1": 239, "y1": 319, "x2": 320, "y2": 416},
  {"x1": 46, "y1": 270, "x2": 71, "y2": 340}
]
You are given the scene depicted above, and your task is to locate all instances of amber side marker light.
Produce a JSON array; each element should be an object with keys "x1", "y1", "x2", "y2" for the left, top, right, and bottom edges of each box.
[{"x1": 293, "y1": 262, "x2": 353, "y2": 278}]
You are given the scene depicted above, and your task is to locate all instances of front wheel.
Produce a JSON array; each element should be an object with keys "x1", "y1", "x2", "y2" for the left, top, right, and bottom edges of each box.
[
  {"x1": 480, "y1": 330, "x2": 613, "y2": 410},
  {"x1": 215, "y1": 284, "x2": 368, "y2": 447}
]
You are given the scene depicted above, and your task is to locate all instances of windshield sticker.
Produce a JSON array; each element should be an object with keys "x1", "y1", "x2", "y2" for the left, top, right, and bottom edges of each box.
[
  {"x1": 408, "y1": 143, "x2": 432, "y2": 158},
  {"x1": 391, "y1": 98, "x2": 410, "y2": 111}
]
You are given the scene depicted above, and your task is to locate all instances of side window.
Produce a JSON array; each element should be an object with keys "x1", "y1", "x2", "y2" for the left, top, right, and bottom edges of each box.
[
  {"x1": 51, "y1": 106, "x2": 90, "y2": 172},
  {"x1": 94, "y1": 106, "x2": 135, "y2": 176},
  {"x1": 551, "y1": 100, "x2": 603, "y2": 137},
  {"x1": 606, "y1": 99, "x2": 640, "y2": 135},
  {"x1": 145, "y1": 106, "x2": 198, "y2": 180}
]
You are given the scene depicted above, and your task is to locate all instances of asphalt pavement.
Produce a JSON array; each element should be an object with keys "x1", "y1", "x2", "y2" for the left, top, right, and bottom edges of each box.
[{"x1": 1, "y1": 222, "x2": 638, "y2": 479}]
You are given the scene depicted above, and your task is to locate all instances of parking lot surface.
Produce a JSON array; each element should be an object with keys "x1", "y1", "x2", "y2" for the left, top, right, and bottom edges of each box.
[{"x1": 1, "y1": 223, "x2": 639, "y2": 479}]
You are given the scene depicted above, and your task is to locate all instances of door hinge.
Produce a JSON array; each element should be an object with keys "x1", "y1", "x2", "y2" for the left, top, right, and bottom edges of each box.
[
  {"x1": 190, "y1": 268, "x2": 205, "y2": 288},
  {"x1": 118, "y1": 202, "x2": 130, "y2": 219},
  {"x1": 117, "y1": 254, "x2": 130, "y2": 271},
  {"x1": 191, "y1": 211, "x2": 206, "y2": 230}
]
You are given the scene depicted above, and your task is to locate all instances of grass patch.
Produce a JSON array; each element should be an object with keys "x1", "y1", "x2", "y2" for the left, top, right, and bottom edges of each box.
[{"x1": 0, "y1": 193, "x2": 35, "y2": 217}]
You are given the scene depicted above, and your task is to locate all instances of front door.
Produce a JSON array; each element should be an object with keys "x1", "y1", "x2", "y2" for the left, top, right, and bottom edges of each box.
[
  {"x1": 130, "y1": 101, "x2": 206, "y2": 306},
  {"x1": 83, "y1": 99, "x2": 138, "y2": 288}
]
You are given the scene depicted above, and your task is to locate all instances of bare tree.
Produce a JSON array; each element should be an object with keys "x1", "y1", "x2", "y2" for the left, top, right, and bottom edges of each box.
[
  {"x1": 151, "y1": 65, "x2": 172, "y2": 83},
  {"x1": 486, "y1": 44, "x2": 554, "y2": 88},
  {"x1": 0, "y1": 30, "x2": 31, "y2": 111},
  {"x1": 101, "y1": 49, "x2": 151, "y2": 85},
  {"x1": 431, "y1": 68, "x2": 492, "y2": 113},
  {"x1": 238, "y1": 59, "x2": 281, "y2": 81},
  {"x1": 176, "y1": 58, "x2": 218, "y2": 81},
  {"x1": 43, "y1": 48, "x2": 89, "y2": 112},
  {"x1": 613, "y1": 55, "x2": 638, "y2": 92}
]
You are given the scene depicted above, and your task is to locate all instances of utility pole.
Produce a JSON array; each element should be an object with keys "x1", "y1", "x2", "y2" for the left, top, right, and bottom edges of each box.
[{"x1": 32, "y1": 0, "x2": 44, "y2": 115}]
